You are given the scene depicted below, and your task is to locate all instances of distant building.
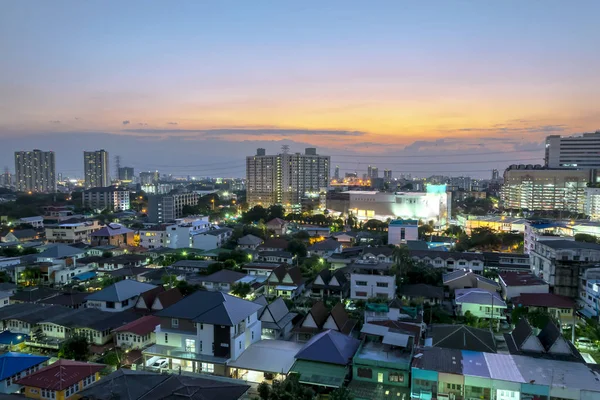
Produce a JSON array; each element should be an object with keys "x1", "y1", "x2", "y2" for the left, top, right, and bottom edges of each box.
[
  {"x1": 388, "y1": 219, "x2": 418, "y2": 245},
  {"x1": 545, "y1": 131, "x2": 600, "y2": 169},
  {"x1": 82, "y1": 186, "x2": 130, "y2": 211},
  {"x1": 90, "y1": 223, "x2": 135, "y2": 247},
  {"x1": 586, "y1": 187, "x2": 600, "y2": 221},
  {"x1": 334, "y1": 165, "x2": 340, "y2": 180},
  {"x1": 147, "y1": 192, "x2": 198, "y2": 223},
  {"x1": 383, "y1": 169, "x2": 392, "y2": 182},
  {"x1": 139, "y1": 171, "x2": 159, "y2": 185},
  {"x1": 246, "y1": 147, "x2": 330, "y2": 209},
  {"x1": 45, "y1": 219, "x2": 102, "y2": 243},
  {"x1": 84, "y1": 149, "x2": 110, "y2": 188},
  {"x1": 14, "y1": 149, "x2": 56, "y2": 193},
  {"x1": 118, "y1": 166, "x2": 135, "y2": 182}
]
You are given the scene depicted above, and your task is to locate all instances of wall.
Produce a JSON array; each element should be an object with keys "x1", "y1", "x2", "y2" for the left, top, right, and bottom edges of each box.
[
  {"x1": 192, "y1": 235, "x2": 218, "y2": 251},
  {"x1": 351, "y1": 273, "x2": 396, "y2": 300}
]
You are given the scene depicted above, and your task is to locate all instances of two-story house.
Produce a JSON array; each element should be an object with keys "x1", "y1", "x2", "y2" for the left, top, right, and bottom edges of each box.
[
  {"x1": 265, "y1": 265, "x2": 305, "y2": 299},
  {"x1": 237, "y1": 234, "x2": 264, "y2": 250},
  {"x1": 310, "y1": 268, "x2": 349, "y2": 300},
  {"x1": 455, "y1": 288, "x2": 507, "y2": 321},
  {"x1": 85, "y1": 280, "x2": 157, "y2": 312},
  {"x1": 307, "y1": 239, "x2": 343, "y2": 258},
  {"x1": 144, "y1": 290, "x2": 262, "y2": 376},
  {"x1": 350, "y1": 261, "x2": 396, "y2": 300},
  {"x1": 114, "y1": 315, "x2": 160, "y2": 350},
  {"x1": 191, "y1": 228, "x2": 233, "y2": 251},
  {"x1": 512, "y1": 293, "x2": 576, "y2": 327},
  {"x1": 411, "y1": 250, "x2": 485, "y2": 273}
]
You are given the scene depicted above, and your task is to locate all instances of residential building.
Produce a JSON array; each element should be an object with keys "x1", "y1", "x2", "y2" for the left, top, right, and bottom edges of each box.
[
  {"x1": 293, "y1": 301, "x2": 357, "y2": 342},
  {"x1": 147, "y1": 192, "x2": 199, "y2": 223},
  {"x1": 118, "y1": 166, "x2": 135, "y2": 182},
  {"x1": 84, "y1": 149, "x2": 110, "y2": 188},
  {"x1": 265, "y1": 265, "x2": 304, "y2": 299},
  {"x1": 139, "y1": 171, "x2": 159, "y2": 185},
  {"x1": 411, "y1": 250, "x2": 485, "y2": 273},
  {"x1": 363, "y1": 300, "x2": 422, "y2": 325},
  {"x1": 499, "y1": 271, "x2": 549, "y2": 300},
  {"x1": 246, "y1": 147, "x2": 330, "y2": 209},
  {"x1": 257, "y1": 238, "x2": 289, "y2": 252},
  {"x1": 309, "y1": 268, "x2": 349, "y2": 300},
  {"x1": 14, "y1": 150, "x2": 56, "y2": 193},
  {"x1": 580, "y1": 268, "x2": 600, "y2": 319},
  {"x1": 139, "y1": 216, "x2": 211, "y2": 249},
  {"x1": 0, "y1": 352, "x2": 49, "y2": 394},
  {"x1": 428, "y1": 324, "x2": 497, "y2": 352},
  {"x1": 298, "y1": 224, "x2": 331, "y2": 237},
  {"x1": 545, "y1": 131, "x2": 600, "y2": 168},
  {"x1": 454, "y1": 288, "x2": 507, "y2": 320},
  {"x1": 388, "y1": 219, "x2": 418, "y2": 245},
  {"x1": 443, "y1": 270, "x2": 500, "y2": 293},
  {"x1": 97, "y1": 254, "x2": 146, "y2": 271},
  {"x1": 289, "y1": 330, "x2": 360, "y2": 390},
  {"x1": 266, "y1": 218, "x2": 288, "y2": 235},
  {"x1": 191, "y1": 228, "x2": 233, "y2": 250},
  {"x1": 241, "y1": 262, "x2": 282, "y2": 277},
  {"x1": 530, "y1": 240, "x2": 600, "y2": 297},
  {"x1": 1, "y1": 229, "x2": 38, "y2": 243},
  {"x1": 361, "y1": 247, "x2": 394, "y2": 263},
  {"x1": 45, "y1": 219, "x2": 102, "y2": 243},
  {"x1": 85, "y1": 280, "x2": 157, "y2": 312},
  {"x1": 18, "y1": 216, "x2": 44, "y2": 229},
  {"x1": 82, "y1": 186, "x2": 130, "y2": 211},
  {"x1": 326, "y1": 185, "x2": 451, "y2": 226},
  {"x1": 36, "y1": 243, "x2": 85, "y2": 263},
  {"x1": 253, "y1": 296, "x2": 297, "y2": 340},
  {"x1": 135, "y1": 287, "x2": 182, "y2": 313},
  {"x1": 483, "y1": 252, "x2": 531, "y2": 271},
  {"x1": 16, "y1": 359, "x2": 103, "y2": 400},
  {"x1": 585, "y1": 187, "x2": 600, "y2": 221},
  {"x1": 398, "y1": 284, "x2": 443, "y2": 305},
  {"x1": 236, "y1": 234, "x2": 263, "y2": 250},
  {"x1": 513, "y1": 293, "x2": 576, "y2": 327},
  {"x1": 523, "y1": 220, "x2": 572, "y2": 254},
  {"x1": 114, "y1": 315, "x2": 160, "y2": 350},
  {"x1": 350, "y1": 261, "x2": 396, "y2": 300},
  {"x1": 257, "y1": 250, "x2": 293, "y2": 264},
  {"x1": 307, "y1": 238, "x2": 343, "y2": 257},
  {"x1": 144, "y1": 290, "x2": 263, "y2": 375},
  {"x1": 0, "y1": 291, "x2": 11, "y2": 308},
  {"x1": 500, "y1": 165, "x2": 596, "y2": 213},
  {"x1": 78, "y1": 369, "x2": 250, "y2": 400},
  {"x1": 200, "y1": 270, "x2": 248, "y2": 293},
  {"x1": 90, "y1": 223, "x2": 135, "y2": 247}
]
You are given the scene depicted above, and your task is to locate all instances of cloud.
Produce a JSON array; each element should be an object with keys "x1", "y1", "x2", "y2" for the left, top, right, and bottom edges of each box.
[
  {"x1": 74, "y1": 117, "x2": 80, "y2": 121},
  {"x1": 121, "y1": 127, "x2": 367, "y2": 138},
  {"x1": 167, "y1": 122, "x2": 178, "y2": 125},
  {"x1": 122, "y1": 120, "x2": 130, "y2": 125},
  {"x1": 455, "y1": 124, "x2": 567, "y2": 134},
  {"x1": 138, "y1": 122, "x2": 148, "y2": 126},
  {"x1": 49, "y1": 120, "x2": 61, "y2": 124}
]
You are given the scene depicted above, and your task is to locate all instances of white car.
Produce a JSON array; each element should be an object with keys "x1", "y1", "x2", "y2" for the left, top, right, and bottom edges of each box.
[{"x1": 150, "y1": 358, "x2": 169, "y2": 371}]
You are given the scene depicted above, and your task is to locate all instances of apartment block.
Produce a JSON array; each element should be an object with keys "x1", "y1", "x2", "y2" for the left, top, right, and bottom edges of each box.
[
  {"x1": 82, "y1": 186, "x2": 130, "y2": 211},
  {"x1": 84, "y1": 149, "x2": 110, "y2": 188},
  {"x1": 147, "y1": 192, "x2": 198, "y2": 223},
  {"x1": 545, "y1": 131, "x2": 600, "y2": 169},
  {"x1": 14, "y1": 150, "x2": 56, "y2": 193}
]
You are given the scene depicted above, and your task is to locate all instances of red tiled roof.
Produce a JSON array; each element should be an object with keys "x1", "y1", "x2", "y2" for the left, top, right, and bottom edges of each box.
[
  {"x1": 499, "y1": 271, "x2": 548, "y2": 287},
  {"x1": 513, "y1": 293, "x2": 576, "y2": 309},
  {"x1": 16, "y1": 360, "x2": 104, "y2": 390},
  {"x1": 113, "y1": 315, "x2": 161, "y2": 335}
]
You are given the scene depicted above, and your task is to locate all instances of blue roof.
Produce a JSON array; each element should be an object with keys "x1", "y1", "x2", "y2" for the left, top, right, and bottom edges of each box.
[
  {"x1": 0, "y1": 331, "x2": 29, "y2": 345},
  {"x1": 389, "y1": 219, "x2": 419, "y2": 226},
  {"x1": 72, "y1": 271, "x2": 97, "y2": 281},
  {"x1": 0, "y1": 352, "x2": 49, "y2": 380},
  {"x1": 295, "y1": 329, "x2": 360, "y2": 365},
  {"x1": 461, "y1": 350, "x2": 490, "y2": 378}
]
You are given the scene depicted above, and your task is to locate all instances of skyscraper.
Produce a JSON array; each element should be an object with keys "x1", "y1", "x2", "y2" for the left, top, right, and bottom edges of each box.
[
  {"x1": 246, "y1": 147, "x2": 330, "y2": 208},
  {"x1": 118, "y1": 167, "x2": 135, "y2": 182},
  {"x1": 545, "y1": 131, "x2": 600, "y2": 169},
  {"x1": 334, "y1": 165, "x2": 340, "y2": 180},
  {"x1": 14, "y1": 150, "x2": 56, "y2": 193},
  {"x1": 492, "y1": 169, "x2": 500, "y2": 181},
  {"x1": 384, "y1": 169, "x2": 392, "y2": 182},
  {"x1": 84, "y1": 149, "x2": 110, "y2": 188}
]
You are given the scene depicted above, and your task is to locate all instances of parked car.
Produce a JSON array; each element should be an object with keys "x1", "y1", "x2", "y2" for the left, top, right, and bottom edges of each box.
[
  {"x1": 575, "y1": 337, "x2": 596, "y2": 350},
  {"x1": 149, "y1": 358, "x2": 168, "y2": 371}
]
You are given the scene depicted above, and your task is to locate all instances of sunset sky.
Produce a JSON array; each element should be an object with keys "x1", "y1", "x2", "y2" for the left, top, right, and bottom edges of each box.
[{"x1": 1, "y1": 1, "x2": 599, "y2": 178}]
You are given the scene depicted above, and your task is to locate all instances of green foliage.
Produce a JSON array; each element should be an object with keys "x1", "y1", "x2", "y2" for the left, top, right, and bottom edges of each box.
[
  {"x1": 223, "y1": 259, "x2": 237, "y2": 269},
  {"x1": 103, "y1": 348, "x2": 125, "y2": 368},
  {"x1": 363, "y1": 219, "x2": 387, "y2": 231},
  {"x1": 458, "y1": 197, "x2": 494, "y2": 216},
  {"x1": 206, "y1": 262, "x2": 225, "y2": 275},
  {"x1": 300, "y1": 255, "x2": 326, "y2": 279},
  {"x1": 242, "y1": 206, "x2": 269, "y2": 224},
  {"x1": 217, "y1": 249, "x2": 246, "y2": 264},
  {"x1": 0, "y1": 246, "x2": 38, "y2": 258},
  {"x1": 576, "y1": 318, "x2": 600, "y2": 343},
  {"x1": 58, "y1": 335, "x2": 90, "y2": 361},
  {"x1": 176, "y1": 280, "x2": 204, "y2": 296},
  {"x1": 267, "y1": 205, "x2": 286, "y2": 220},
  {"x1": 287, "y1": 240, "x2": 307, "y2": 258},
  {"x1": 329, "y1": 387, "x2": 352, "y2": 400},
  {"x1": 444, "y1": 225, "x2": 464, "y2": 237},
  {"x1": 424, "y1": 305, "x2": 453, "y2": 324},
  {"x1": 102, "y1": 251, "x2": 113, "y2": 258},
  {"x1": 257, "y1": 374, "x2": 314, "y2": 400},
  {"x1": 161, "y1": 274, "x2": 178, "y2": 288},
  {"x1": 292, "y1": 230, "x2": 311, "y2": 240},
  {"x1": 231, "y1": 282, "x2": 252, "y2": 298},
  {"x1": 511, "y1": 306, "x2": 555, "y2": 329},
  {"x1": 575, "y1": 233, "x2": 597, "y2": 244},
  {"x1": 418, "y1": 224, "x2": 434, "y2": 239}
]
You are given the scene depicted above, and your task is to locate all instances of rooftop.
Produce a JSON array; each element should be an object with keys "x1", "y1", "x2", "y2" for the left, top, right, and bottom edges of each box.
[
  {"x1": 538, "y1": 240, "x2": 600, "y2": 251},
  {"x1": 430, "y1": 324, "x2": 497, "y2": 353},
  {"x1": 513, "y1": 293, "x2": 576, "y2": 309},
  {"x1": 113, "y1": 315, "x2": 160, "y2": 336},
  {"x1": 16, "y1": 360, "x2": 105, "y2": 390},
  {"x1": 0, "y1": 352, "x2": 49, "y2": 381},
  {"x1": 91, "y1": 223, "x2": 134, "y2": 237},
  {"x1": 355, "y1": 340, "x2": 412, "y2": 366},
  {"x1": 455, "y1": 288, "x2": 506, "y2": 307},
  {"x1": 85, "y1": 280, "x2": 157, "y2": 302},
  {"x1": 499, "y1": 271, "x2": 548, "y2": 287},
  {"x1": 295, "y1": 329, "x2": 361, "y2": 366},
  {"x1": 201, "y1": 269, "x2": 247, "y2": 284}
]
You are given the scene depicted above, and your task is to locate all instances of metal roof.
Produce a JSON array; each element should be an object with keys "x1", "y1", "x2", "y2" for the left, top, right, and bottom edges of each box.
[
  {"x1": 294, "y1": 329, "x2": 360, "y2": 366},
  {"x1": 227, "y1": 340, "x2": 303, "y2": 374},
  {"x1": 85, "y1": 280, "x2": 157, "y2": 302},
  {"x1": 0, "y1": 352, "x2": 49, "y2": 381}
]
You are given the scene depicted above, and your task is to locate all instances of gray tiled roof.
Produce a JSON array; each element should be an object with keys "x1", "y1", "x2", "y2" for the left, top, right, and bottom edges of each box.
[
  {"x1": 430, "y1": 324, "x2": 497, "y2": 352},
  {"x1": 37, "y1": 244, "x2": 84, "y2": 259},
  {"x1": 294, "y1": 329, "x2": 360, "y2": 365},
  {"x1": 85, "y1": 280, "x2": 157, "y2": 302},
  {"x1": 537, "y1": 240, "x2": 600, "y2": 250}
]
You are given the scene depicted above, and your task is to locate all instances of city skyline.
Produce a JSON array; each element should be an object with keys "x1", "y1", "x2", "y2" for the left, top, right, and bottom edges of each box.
[{"x1": 1, "y1": 1, "x2": 599, "y2": 177}]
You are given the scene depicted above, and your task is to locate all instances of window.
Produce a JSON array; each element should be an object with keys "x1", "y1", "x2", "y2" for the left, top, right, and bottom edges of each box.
[
  {"x1": 239, "y1": 341, "x2": 242, "y2": 349},
  {"x1": 200, "y1": 341, "x2": 203, "y2": 352},
  {"x1": 355, "y1": 291, "x2": 367, "y2": 297},
  {"x1": 171, "y1": 318, "x2": 179, "y2": 328},
  {"x1": 122, "y1": 299, "x2": 129, "y2": 307},
  {"x1": 356, "y1": 281, "x2": 368, "y2": 286},
  {"x1": 201, "y1": 363, "x2": 214, "y2": 373},
  {"x1": 389, "y1": 372, "x2": 403, "y2": 383},
  {"x1": 252, "y1": 330, "x2": 254, "y2": 340},
  {"x1": 185, "y1": 338, "x2": 196, "y2": 353},
  {"x1": 376, "y1": 282, "x2": 388, "y2": 288},
  {"x1": 357, "y1": 367, "x2": 372, "y2": 378},
  {"x1": 106, "y1": 301, "x2": 115, "y2": 309},
  {"x1": 200, "y1": 323, "x2": 204, "y2": 330},
  {"x1": 458, "y1": 261, "x2": 466, "y2": 266}
]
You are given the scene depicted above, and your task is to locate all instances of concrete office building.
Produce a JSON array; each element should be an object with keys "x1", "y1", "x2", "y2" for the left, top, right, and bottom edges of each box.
[
  {"x1": 246, "y1": 147, "x2": 330, "y2": 209},
  {"x1": 84, "y1": 149, "x2": 110, "y2": 188},
  {"x1": 500, "y1": 165, "x2": 596, "y2": 213},
  {"x1": 118, "y1": 167, "x2": 135, "y2": 182},
  {"x1": 545, "y1": 131, "x2": 600, "y2": 169},
  {"x1": 148, "y1": 192, "x2": 198, "y2": 223},
  {"x1": 383, "y1": 169, "x2": 392, "y2": 183},
  {"x1": 82, "y1": 186, "x2": 130, "y2": 212},
  {"x1": 585, "y1": 187, "x2": 600, "y2": 221},
  {"x1": 14, "y1": 150, "x2": 56, "y2": 193}
]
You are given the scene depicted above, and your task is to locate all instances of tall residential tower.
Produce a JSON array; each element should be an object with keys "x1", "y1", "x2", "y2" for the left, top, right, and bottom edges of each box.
[
  {"x1": 84, "y1": 149, "x2": 110, "y2": 188},
  {"x1": 14, "y1": 150, "x2": 56, "y2": 193},
  {"x1": 545, "y1": 131, "x2": 600, "y2": 169}
]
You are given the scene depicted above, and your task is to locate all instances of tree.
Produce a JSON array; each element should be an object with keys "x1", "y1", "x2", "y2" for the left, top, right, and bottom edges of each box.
[
  {"x1": 444, "y1": 225, "x2": 464, "y2": 237},
  {"x1": 287, "y1": 240, "x2": 307, "y2": 258},
  {"x1": 242, "y1": 206, "x2": 269, "y2": 223},
  {"x1": 102, "y1": 251, "x2": 113, "y2": 258},
  {"x1": 58, "y1": 335, "x2": 90, "y2": 361},
  {"x1": 176, "y1": 280, "x2": 203, "y2": 296},
  {"x1": 293, "y1": 230, "x2": 311, "y2": 240},
  {"x1": 103, "y1": 348, "x2": 126, "y2": 369},
  {"x1": 22, "y1": 266, "x2": 41, "y2": 285},
  {"x1": 329, "y1": 387, "x2": 352, "y2": 400},
  {"x1": 231, "y1": 282, "x2": 252, "y2": 298},
  {"x1": 161, "y1": 274, "x2": 178, "y2": 288},
  {"x1": 267, "y1": 205, "x2": 286, "y2": 221},
  {"x1": 575, "y1": 233, "x2": 597, "y2": 244},
  {"x1": 257, "y1": 374, "x2": 314, "y2": 400},
  {"x1": 418, "y1": 224, "x2": 434, "y2": 239},
  {"x1": 223, "y1": 259, "x2": 237, "y2": 269},
  {"x1": 363, "y1": 219, "x2": 386, "y2": 232}
]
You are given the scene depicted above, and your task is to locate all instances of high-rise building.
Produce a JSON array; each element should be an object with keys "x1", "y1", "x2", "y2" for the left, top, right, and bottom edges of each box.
[
  {"x1": 246, "y1": 147, "x2": 330, "y2": 208},
  {"x1": 140, "y1": 171, "x2": 159, "y2": 185},
  {"x1": 367, "y1": 165, "x2": 379, "y2": 179},
  {"x1": 84, "y1": 149, "x2": 110, "y2": 188},
  {"x1": 14, "y1": 150, "x2": 56, "y2": 193},
  {"x1": 0, "y1": 168, "x2": 11, "y2": 188},
  {"x1": 148, "y1": 192, "x2": 199, "y2": 223},
  {"x1": 545, "y1": 131, "x2": 600, "y2": 169},
  {"x1": 492, "y1": 169, "x2": 500, "y2": 181},
  {"x1": 500, "y1": 164, "x2": 597, "y2": 213},
  {"x1": 383, "y1": 169, "x2": 392, "y2": 182},
  {"x1": 118, "y1": 167, "x2": 135, "y2": 182},
  {"x1": 82, "y1": 186, "x2": 130, "y2": 211},
  {"x1": 334, "y1": 165, "x2": 340, "y2": 180}
]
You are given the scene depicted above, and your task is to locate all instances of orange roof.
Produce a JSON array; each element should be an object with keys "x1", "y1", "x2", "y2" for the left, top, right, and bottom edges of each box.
[{"x1": 113, "y1": 315, "x2": 160, "y2": 335}]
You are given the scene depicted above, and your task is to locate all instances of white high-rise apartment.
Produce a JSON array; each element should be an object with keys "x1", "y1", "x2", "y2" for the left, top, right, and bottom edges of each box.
[
  {"x1": 84, "y1": 149, "x2": 110, "y2": 188},
  {"x1": 246, "y1": 147, "x2": 330, "y2": 209},
  {"x1": 545, "y1": 131, "x2": 600, "y2": 169},
  {"x1": 14, "y1": 149, "x2": 56, "y2": 193}
]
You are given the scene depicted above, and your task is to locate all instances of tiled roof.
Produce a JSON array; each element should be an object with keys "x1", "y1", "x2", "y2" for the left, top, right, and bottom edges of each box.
[
  {"x1": 16, "y1": 360, "x2": 104, "y2": 390},
  {"x1": 499, "y1": 271, "x2": 548, "y2": 287},
  {"x1": 513, "y1": 293, "x2": 575, "y2": 309},
  {"x1": 329, "y1": 303, "x2": 357, "y2": 334},
  {"x1": 257, "y1": 238, "x2": 289, "y2": 250},
  {"x1": 237, "y1": 234, "x2": 263, "y2": 246},
  {"x1": 155, "y1": 288, "x2": 183, "y2": 309},
  {"x1": 114, "y1": 315, "x2": 160, "y2": 336},
  {"x1": 91, "y1": 223, "x2": 134, "y2": 237},
  {"x1": 85, "y1": 280, "x2": 157, "y2": 302},
  {"x1": 201, "y1": 269, "x2": 246, "y2": 284},
  {"x1": 295, "y1": 329, "x2": 360, "y2": 365},
  {"x1": 430, "y1": 324, "x2": 496, "y2": 353},
  {"x1": 135, "y1": 286, "x2": 165, "y2": 310}
]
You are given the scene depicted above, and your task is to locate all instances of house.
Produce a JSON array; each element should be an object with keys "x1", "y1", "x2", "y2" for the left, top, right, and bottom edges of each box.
[
  {"x1": 90, "y1": 223, "x2": 135, "y2": 247},
  {"x1": 254, "y1": 296, "x2": 298, "y2": 339},
  {"x1": 0, "y1": 291, "x2": 10, "y2": 308},
  {"x1": 398, "y1": 284, "x2": 444, "y2": 305},
  {"x1": 44, "y1": 219, "x2": 102, "y2": 244},
  {"x1": 191, "y1": 228, "x2": 233, "y2": 250},
  {"x1": 242, "y1": 262, "x2": 283, "y2": 277},
  {"x1": 16, "y1": 359, "x2": 104, "y2": 400},
  {"x1": 18, "y1": 216, "x2": 44, "y2": 229},
  {"x1": 256, "y1": 251, "x2": 293, "y2": 264},
  {"x1": 1, "y1": 229, "x2": 38, "y2": 243},
  {"x1": 363, "y1": 300, "x2": 422, "y2": 325},
  {"x1": 307, "y1": 238, "x2": 343, "y2": 257},
  {"x1": 114, "y1": 315, "x2": 160, "y2": 350},
  {"x1": 10, "y1": 287, "x2": 61, "y2": 304},
  {"x1": 348, "y1": 322, "x2": 417, "y2": 399},
  {"x1": 442, "y1": 270, "x2": 499, "y2": 293},
  {"x1": 237, "y1": 234, "x2": 264, "y2": 250},
  {"x1": 512, "y1": 293, "x2": 576, "y2": 327},
  {"x1": 310, "y1": 268, "x2": 349, "y2": 300},
  {"x1": 428, "y1": 324, "x2": 497, "y2": 352},
  {"x1": 101, "y1": 267, "x2": 155, "y2": 281},
  {"x1": 361, "y1": 247, "x2": 394, "y2": 263},
  {"x1": 97, "y1": 254, "x2": 147, "y2": 272},
  {"x1": 265, "y1": 265, "x2": 304, "y2": 299},
  {"x1": 298, "y1": 225, "x2": 331, "y2": 238},
  {"x1": 293, "y1": 301, "x2": 356, "y2": 342},
  {"x1": 388, "y1": 219, "x2": 418, "y2": 245},
  {"x1": 350, "y1": 261, "x2": 396, "y2": 300},
  {"x1": 455, "y1": 288, "x2": 507, "y2": 320},
  {"x1": 200, "y1": 270, "x2": 248, "y2": 292},
  {"x1": 38, "y1": 292, "x2": 88, "y2": 309},
  {"x1": 257, "y1": 238, "x2": 289, "y2": 252},
  {"x1": 266, "y1": 218, "x2": 288, "y2": 236},
  {"x1": 499, "y1": 271, "x2": 549, "y2": 300},
  {"x1": 78, "y1": 369, "x2": 250, "y2": 400},
  {"x1": 331, "y1": 231, "x2": 357, "y2": 247},
  {"x1": 0, "y1": 352, "x2": 49, "y2": 394},
  {"x1": 411, "y1": 250, "x2": 485, "y2": 273},
  {"x1": 144, "y1": 290, "x2": 263, "y2": 376},
  {"x1": 36, "y1": 244, "x2": 85, "y2": 263},
  {"x1": 85, "y1": 280, "x2": 157, "y2": 312},
  {"x1": 483, "y1": 252, "x2": 530, "y2": 272},
  {"x1": 135, "y1": 287, "x2": 182, "y2": 313},
  {"x1": 289, "y1": 330, "x2": 361, "y2": 390},
  {"x1": 580, "y1": 267, "x2": 600, "y2": 319}
]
